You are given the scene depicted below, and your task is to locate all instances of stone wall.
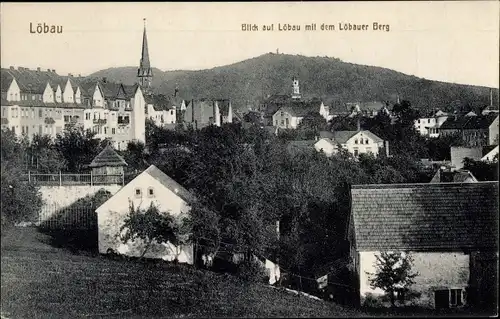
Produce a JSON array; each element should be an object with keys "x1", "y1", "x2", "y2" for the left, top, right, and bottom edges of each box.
[{"x1": 39, "y1": 185, "x2": 122, "y2": 222}]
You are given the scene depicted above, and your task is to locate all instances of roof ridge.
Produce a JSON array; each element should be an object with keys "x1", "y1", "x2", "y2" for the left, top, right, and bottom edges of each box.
[{"x1": 352, "y1": 181, "x2": 498, "y2": 189}]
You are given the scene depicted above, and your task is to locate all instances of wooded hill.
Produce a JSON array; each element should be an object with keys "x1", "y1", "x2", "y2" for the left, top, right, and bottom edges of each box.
[{"x1": 90, "y1": 53, "x2": 499, "y2": 113}]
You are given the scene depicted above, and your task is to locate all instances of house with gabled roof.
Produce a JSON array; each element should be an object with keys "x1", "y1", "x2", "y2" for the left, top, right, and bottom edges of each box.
[
  {"x1": 348, "y1": 182, "x2": 499, "y2": 309},
  {"x1": 314, "y1": 130, "x2": 386, "y2": 158},
  {"x1": 272, "y1": 99, "x2": 325, "y2": 129},
  {"x1": 439, "y1": 114, "x2": 499, "y2": 147},
  {"x1": 96, "y1": 165, "x2": 196, "y2": 263}
]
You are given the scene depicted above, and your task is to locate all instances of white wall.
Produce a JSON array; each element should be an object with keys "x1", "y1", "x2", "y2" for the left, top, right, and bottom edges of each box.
[
  {"x1": 43, "y1": 83, "x2": 54, "y2": 103},
  {"x1": 92, "y1": 85, "x2": 104, "y2": 107},
  {"x1": 38, "y1": 185, "x2": 122, "y2": 222},
  {"x1": 314, "y1": 138, "x2": 336, "y2": 157},
  {"x1": 96, "y1": 172, "x2": 192, "y2": 264},
  {"x1": 6, "y1": 78, "x2": 20, "y2": 101},
  {"x1": 55, "y1": 85, "x2": 62, "y2": 103},
  {"x1": 345, "y1": 132, "x2": 381, "y2": 156},
  {"x1": 130, "y1": 87, "x2": 146, "y2": 144},
  {"x1": 63, "y1": 79, "x2": 74, "y2": 103},
  {"x1": 359, "y1": 251, "x2": 470, "y2": 308}
]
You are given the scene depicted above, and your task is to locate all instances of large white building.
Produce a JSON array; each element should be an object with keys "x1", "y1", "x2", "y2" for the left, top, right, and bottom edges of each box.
[
  {"x1": 0, "y1": 20, "x2": 165, "y2": 150},
  {"x1": 414, "y1": 110, "x2": 449, "y2": 138}
]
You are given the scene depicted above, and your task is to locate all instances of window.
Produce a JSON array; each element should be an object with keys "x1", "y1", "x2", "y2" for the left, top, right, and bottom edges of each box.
[
  {"x1": 39, "y1": 110, "x2": 43, "y2": 118},
  {"x1": 112, "y1": 128, "x2": 116, "y2": 134},
  {"x1": 450, "y1": 289, "x2": 463, "y2": 307},
  {"x1": 85, "y1": 113, "x2": 90, "y2": 120},
  {"x1": 104, "y1": 127, "x2": 107, "y2": 134},
  {"x1": 435, "y1": 289, "x2": 464, "y2": 309},
  {"x1": 93, "y1": 113, "x2": 97, "y2": 120},
  {"x1": 31, "y1": 109, "x2": 35, "y2": 118},
  {"x1": 354, "y1": 139, "x2": 358, "y2": 144},
  {"x1": 366, "y1": 147, "x2": 372, "y2": 153},
  {"x1": 353, "y1": 148, "x2": 359, "y2": 157},
  {"x1": 280, "y1": 120, "x2": 284, "y2": 126},
  {"x1": 147, "y1": 187, "x2": 155, "y2": 197},
  {"x1": 280, "y1": 112, "x2": 284, "y2": 117},
  {"x1": 365, "y1": 139, "x2": 369, "y2": 144},
  {"x1": 135, "y1": 188, "x2": 142, "y2": 198}
]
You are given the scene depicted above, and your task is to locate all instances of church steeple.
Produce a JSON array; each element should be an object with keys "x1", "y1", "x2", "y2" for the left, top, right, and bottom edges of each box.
[{"x1": 137, "y1": 18, "x2": 153, "y2": 92}]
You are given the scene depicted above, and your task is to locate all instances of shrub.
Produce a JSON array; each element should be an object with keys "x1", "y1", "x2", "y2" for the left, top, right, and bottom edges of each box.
[
  {"x1": 362, "y1": 293, "x2": 385, "y2": 308},
  {"x1": 236, "y1": 260, "x2": 268, "y2": 283}
]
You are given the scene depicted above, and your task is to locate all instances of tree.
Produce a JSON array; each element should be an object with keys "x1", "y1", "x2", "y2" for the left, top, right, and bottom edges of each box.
[
  {"x1": 54, "y1": 128, "x2": 103, "y2": 172},
  {"x1": 1, "y1": 129, "x2": 43, "y2": 231},
  {"x1": 120, "y1": 203, "x2": 189, "y2": 260},
  {"x1": 122, "y1": 141, "x2": 147, "y2": 173},
  {"x1": 367, "y1": 252, "x2": 419, "y2": 307},
  {"x1": 297, "y1": 111, "x2": 327, "y2": 132}
]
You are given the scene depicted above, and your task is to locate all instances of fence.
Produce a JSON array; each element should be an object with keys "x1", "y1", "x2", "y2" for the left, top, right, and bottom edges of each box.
[
  {"x1": 38, "y1": 204, "x2": 97, "y2": 230},
  {"x1": 25, "y1": 171, "x2": 125, "y2": 186}
]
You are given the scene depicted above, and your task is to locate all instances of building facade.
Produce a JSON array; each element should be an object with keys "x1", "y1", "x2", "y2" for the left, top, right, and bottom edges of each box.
[
  {"x1": 1, "y1": 69, "x2": 146, "y2": 150},
  {"x1": 1, "y1": 21, "x2": 152, "y2": 149}
]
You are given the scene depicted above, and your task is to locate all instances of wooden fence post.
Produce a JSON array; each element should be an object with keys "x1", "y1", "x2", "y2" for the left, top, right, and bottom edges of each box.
[
  {"x1": 59, "y1": 171, "x2": 62, "y2": 186},
  {"x1": 28, "y1": 171, "x2": 31, "y2": 183},
  {"x1": 90, "y1": 171, "x2": 93, "y2": 186}
]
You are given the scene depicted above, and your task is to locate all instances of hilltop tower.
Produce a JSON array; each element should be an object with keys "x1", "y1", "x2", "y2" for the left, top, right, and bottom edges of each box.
[
  {"x1": 137, "y1": 18, "x2": 153, "y2": 93},
  {"x1": 291, "y1": 77, "x2": 301, "y2": 99}
]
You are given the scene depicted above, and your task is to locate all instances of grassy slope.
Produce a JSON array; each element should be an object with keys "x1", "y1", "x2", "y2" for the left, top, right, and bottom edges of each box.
[
  {"x1": 90, "y1": 53, "x2": 498, "y2": 113},
  {"x1": 1, "y1": 228, "x2": 361, "y2": 318}
]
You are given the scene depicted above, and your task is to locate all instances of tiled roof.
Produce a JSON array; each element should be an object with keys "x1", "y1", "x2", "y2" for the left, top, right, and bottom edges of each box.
[
  {"x1": 332, "y1": 130, "x2": 384, "y2": 144},
  {"x1": 144, "y1": 165, "x2": 196, "y2": 204},
  {"x1": 88, "y1": 144, "x2": 128, "y2": 168},
  {"x1": 1, "y1": 70, "x2": 14, "y2": 92},
  {"x1": 351, "y1": 182, "x2": 499, "y2": 252},
  {"x1": 319, "y1": 131, "x2": 335, "y2": 139},
  {"x1": 463, "y1": 114, "x2": 498, "y2": 130},
  {"x1": 440, "y1": 115, "x2": 498, "y2": 130}
]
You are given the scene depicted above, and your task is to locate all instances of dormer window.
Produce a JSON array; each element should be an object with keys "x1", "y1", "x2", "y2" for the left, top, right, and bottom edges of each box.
[
  {"x1": 147, "y1": 187, "x2": 155, "y2": 197},
  {"x1": 135, "y1": 188, "x2": 142, "y2": 198}
]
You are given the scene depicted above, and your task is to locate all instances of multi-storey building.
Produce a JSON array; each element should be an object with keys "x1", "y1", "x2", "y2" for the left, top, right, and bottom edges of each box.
[
  {"x1": 414, "y1": 110, "x2": 449, "y2": 138},
  {"x1": 1, "y1": 21, "x2": 152, "y2": 150},
  {"x1": 1, "y1": 69, "x2": 146, "y2": 150},
  {"x1": 182, "y1": 98, "x2": 233, "y2": 129}
]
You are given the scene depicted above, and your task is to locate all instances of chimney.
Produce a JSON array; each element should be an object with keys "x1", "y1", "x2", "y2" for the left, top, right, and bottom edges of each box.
[
  {"x1": 53, "y1": 69, "x2": 56, "y2": 73},
  {"x1": 103, "y1": 77, "x2": 107, "y2": 83},
  {"x1": 78, "y1": 74, "x2": 81, "y2": 77},
  {"x1": 37, "y1": 67, "x2": 41, "y2": 72},
  {"x1": 47, "y1": 69, "x2": 51, "y2": 72},
  {"x1": 490, "y1": 88, "x2": 493, "y2": 108},
  {"x1": 9, "y1": 66, "x2": 14, "y2": 70}
]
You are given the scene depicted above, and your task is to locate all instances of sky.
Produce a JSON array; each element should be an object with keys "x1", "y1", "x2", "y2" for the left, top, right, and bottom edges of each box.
[{"x1": 1, "y1": 2, "x2": 499, "y2": 88}]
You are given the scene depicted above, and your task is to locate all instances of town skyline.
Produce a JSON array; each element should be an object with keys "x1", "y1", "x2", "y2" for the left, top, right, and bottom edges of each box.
[{"x1": 1, "y1": 2, "x2": 499, "y2": 88}]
